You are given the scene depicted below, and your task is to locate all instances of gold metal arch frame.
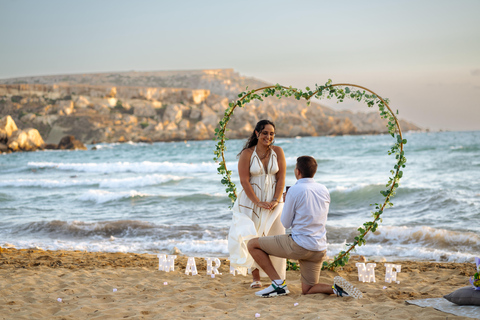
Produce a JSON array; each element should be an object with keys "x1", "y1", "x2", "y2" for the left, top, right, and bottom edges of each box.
[{"x1": 213, "y1": 80, "x2": 407, "y2": 270}]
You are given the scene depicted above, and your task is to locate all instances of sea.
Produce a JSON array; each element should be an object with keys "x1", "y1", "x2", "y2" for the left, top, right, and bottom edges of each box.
[{"x1": 0, "y1": 131, "x2": 479, "y2": 263}]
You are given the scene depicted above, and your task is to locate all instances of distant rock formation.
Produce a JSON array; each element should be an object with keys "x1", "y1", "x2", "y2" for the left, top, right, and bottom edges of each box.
[
  {"x1": 0, "y1": 114, "x2": 18, "y2": 141},
  {"x1": 0, "y1": 115, "x2": 85, "y2": 153},
  {"x1": 57, "y1": 135, "x2": 87, "y2": 150},
  {"x1": 0, "y1": 115, "x2": 45, "y2": 152},
  {"x1": 8, "y1": 128, "x2": 45, "y2": 152},
  {"x1": 0, "y1": 69, "x2": 421, "y2": 145}
]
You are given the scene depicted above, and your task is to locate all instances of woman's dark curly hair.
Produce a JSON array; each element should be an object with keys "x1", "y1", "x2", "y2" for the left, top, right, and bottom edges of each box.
[{"x1": 237, "y1": 119, "x2": 276, "y2": 157}]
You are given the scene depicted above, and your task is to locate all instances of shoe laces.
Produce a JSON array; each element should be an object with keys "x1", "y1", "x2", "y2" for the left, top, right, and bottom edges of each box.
[{"x1": 272, "y1": 281, "x2": 286, "y2": 289}]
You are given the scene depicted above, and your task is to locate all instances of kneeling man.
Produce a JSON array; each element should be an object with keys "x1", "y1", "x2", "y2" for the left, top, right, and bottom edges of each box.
[{"x1": 248, "y1": 156, "x2": 351, "y2": 298}]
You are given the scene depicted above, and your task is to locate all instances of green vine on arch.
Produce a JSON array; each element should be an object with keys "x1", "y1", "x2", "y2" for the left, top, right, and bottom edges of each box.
[{"x1": 213, "y1": 80, "x2": 407, "y2": 270}]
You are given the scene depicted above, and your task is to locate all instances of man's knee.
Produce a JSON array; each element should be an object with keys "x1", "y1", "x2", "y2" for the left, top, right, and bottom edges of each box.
[{"x1": 247, "y1": 237, "x2": 260, "y2": 253}]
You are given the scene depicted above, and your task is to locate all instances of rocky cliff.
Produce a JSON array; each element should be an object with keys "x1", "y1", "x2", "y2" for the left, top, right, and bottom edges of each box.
[{"x1": 0, "y1": 69, "x2": 420, "y2": 145}]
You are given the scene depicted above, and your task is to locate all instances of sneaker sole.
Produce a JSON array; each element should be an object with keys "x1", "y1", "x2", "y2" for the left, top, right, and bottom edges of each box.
[
  {"x1": 333, "y1": 276, "x2": 363, "y2": 299},
  {"x1": 260, "y1": 289, "x2": 290, "y2": 298}
]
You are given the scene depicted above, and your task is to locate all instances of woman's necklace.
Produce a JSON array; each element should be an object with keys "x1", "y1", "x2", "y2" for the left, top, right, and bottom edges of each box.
[{"x1": 258, "y1": 146, "x2": 270, "y2": 160}]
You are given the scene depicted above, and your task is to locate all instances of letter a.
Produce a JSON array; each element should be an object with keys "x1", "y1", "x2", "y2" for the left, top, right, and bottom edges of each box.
[{"x1": 185, "y1": 257, "x2": 198, "y2": 276}]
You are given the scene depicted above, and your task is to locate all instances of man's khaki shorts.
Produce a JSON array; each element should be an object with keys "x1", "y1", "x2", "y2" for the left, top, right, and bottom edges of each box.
[{"x1": 258, "y1": 234, "x2": 326, "y2": 286}]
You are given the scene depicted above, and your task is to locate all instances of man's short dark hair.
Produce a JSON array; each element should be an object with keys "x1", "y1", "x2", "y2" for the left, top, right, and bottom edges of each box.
[{"x1": 296, "y1": 156, "x2": 317, "y2": 178}]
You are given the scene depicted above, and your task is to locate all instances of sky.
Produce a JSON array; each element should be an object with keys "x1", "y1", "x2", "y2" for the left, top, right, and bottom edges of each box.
[{"x1": 1, "y1": 0, "x2": 479, "y2": 131}]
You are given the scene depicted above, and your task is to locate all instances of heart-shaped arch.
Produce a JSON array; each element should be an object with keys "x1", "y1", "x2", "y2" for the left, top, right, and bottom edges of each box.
[{"x1": 213, "y1": 80, "x2": 407, "y2": 270}]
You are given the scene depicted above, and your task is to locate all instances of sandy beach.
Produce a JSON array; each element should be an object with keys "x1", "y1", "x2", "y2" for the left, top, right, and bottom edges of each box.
[{"x1": 0, "y1": 247, "x2": 477, "y2": 319}]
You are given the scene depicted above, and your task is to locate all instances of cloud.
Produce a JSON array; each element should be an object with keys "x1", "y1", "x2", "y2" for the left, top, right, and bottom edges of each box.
[{"x1": 471, "y1": 69, "x2": 480, "y2": 76}]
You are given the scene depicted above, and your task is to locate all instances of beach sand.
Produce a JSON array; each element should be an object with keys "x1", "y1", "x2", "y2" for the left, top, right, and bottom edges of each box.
[{"x1": 0, "y1": 247, "x2": 476, "y2": 319}]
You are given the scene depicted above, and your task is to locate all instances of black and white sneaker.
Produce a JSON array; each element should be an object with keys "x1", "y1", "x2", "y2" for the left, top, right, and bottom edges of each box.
[
  {"x1": 255, "y1": 280, "x2": 290, "y2": 298},
  {"x1": 332, "y1": 276, "x2": 363, "y2": 299},
  {"x1": 332, "y1": 284, "x2": 349, "y2": 297}
]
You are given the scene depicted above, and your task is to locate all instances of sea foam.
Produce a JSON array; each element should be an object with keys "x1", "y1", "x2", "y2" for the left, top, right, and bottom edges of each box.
[
  {"x1": 366, "y1": 225, "x2": 480, "y2": 249},
  {"x1": 0, "y1": 174, "x2": 185, "y2": 189},
  {"x1": 78, "y1": 190, "x2": 151, "y2": 204},
  {"x1": 28, "y1": 161, "x2": 218, "y2": 174},
  {"x1": 327, "y1": 225, "x2": 479, "y2": 263}
]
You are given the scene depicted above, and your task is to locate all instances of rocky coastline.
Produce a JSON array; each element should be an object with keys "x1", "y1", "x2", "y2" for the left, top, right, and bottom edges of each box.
[
  {"x1": 0, "y1": 115, "x2": 86, "y2": 153},
  {"x1": 0, "y1": 69, "x2": 421, "y2": 152}
]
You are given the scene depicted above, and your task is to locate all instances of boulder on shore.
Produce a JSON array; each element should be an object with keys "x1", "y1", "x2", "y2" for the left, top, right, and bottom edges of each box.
[
  {"x1": 7, "y1": 128, "x2": 45, "y2": 151},
  {"x1": 44, "y1": 143, "x2": 59, "y2": 150},
  {"x1": 0, "y1": 143, "x2": 8, "y2": 153},
  {"x1": 0, "y1": 115, "x2": 18, "y2": 143},
  {"x1": 0, "y1": 115, "x2": 89, "y2": 153},
  {"x1": 57, "y1": 135, "x2": 87, "y2": 150}
]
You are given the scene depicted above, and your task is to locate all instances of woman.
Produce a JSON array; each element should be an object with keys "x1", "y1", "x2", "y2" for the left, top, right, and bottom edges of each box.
[{"x1": 228, "y1": 119, "x2": 286, "y2": 288}]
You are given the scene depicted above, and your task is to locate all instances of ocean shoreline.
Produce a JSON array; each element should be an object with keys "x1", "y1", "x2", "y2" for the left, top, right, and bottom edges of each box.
[{"x1": 1, "y1": 131, "x2": 479, "y2": 283}]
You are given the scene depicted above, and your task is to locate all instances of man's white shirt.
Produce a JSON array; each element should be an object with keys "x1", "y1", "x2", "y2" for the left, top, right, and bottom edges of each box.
[{"x1": 281, "y1": 178, "x2": 330, "y2": 251}]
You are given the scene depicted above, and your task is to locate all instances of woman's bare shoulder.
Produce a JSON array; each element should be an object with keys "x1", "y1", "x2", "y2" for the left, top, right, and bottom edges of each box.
[
  {"x1": 272, "y1": 145, "x2": 284, "y2": 154},
  {"x1": 242, "y1": 146, "x2": 255, "y2": 155},
  {"x1": 239, "y1": 147, "x2": 255, "y2": 159}
]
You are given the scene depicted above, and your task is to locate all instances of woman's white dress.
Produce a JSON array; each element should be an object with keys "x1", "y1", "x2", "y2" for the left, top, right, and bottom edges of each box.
[{"x1": 228, "y1": 146, "x2": 286, "y2": 279}]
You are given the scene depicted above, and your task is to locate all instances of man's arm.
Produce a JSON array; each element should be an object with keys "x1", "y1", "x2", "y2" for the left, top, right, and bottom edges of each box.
[{"x1": 281, "y1": 190, "x2": 295, "y2": 228}]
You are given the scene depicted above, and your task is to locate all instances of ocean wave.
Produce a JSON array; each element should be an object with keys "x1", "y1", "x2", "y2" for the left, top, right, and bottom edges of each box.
[
  {"x1": 3, "y1": 220, "x2": 228, "y2": 242},
  {"x1": 27, "y1": 161, "x2": 218, "y2": 174},
  {"x1": 92, "y1": 141, "x2": 157, "y2": 149},
  {"x1": 275, "y1": 139, "x2": 292, "y2": 144},
  {"x1": 0, "y1": 174, "x2": 186, "y2": 189},
  {"x1": 449, "y1": 145, "x2": 480, "y2": 152},
  {"x1": 326, "y1": 242, "x2": 476, "y2": 263},
  {"x1": 78, "y1": 190, "x2": 152, "y2": 203},
  {"x1": 77, "y1": 190, "x2": 230, "y2": 204},
  {"x1": 285, "y1": 156, "x2": 332, "y2": 167},
  {"x1": 0, "y1": 193, "x2": 12, "y2": 201},
  {"x1": 330, "y1": 183, "x2": 381, "y2": 194},
  {"x1": 98, "y1": 174, "x2": 185, "y2": 188},
  {"x1": 0, "y1": 238, "x2": 229, "y2": 257},
  {"x1": 175, "y1": 193, "x2": 228, "y2": 201},
  {"x1": 329, "y1": 183, "x2": 387, "y2": 208},
  {"x1": 3, "y1": 222, "x2": 477, "y2": 262},
  {"x1": 327, "y1": 225, "x2": 479, "y2": 262},
  {"x1": 0, "y1": 178, "x2": 95, "y2": 188},
  {"x1": 366, "y1": 226, "x2": 480, "y2": 249},
  {"x1": 329, "y1": 183, "x2": 430, "y2": 205},
  {"x1": 329, "y1": 225, "x2": 480, "y2": 248}
]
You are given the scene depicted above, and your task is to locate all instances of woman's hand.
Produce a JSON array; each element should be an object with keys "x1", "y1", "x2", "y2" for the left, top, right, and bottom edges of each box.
[
  {"x1": 256, "y1": 200, "x2": 279, "y2": 210},
  {"x1": 256, "y1": 201, "x2": 272, "y2": 209},
  {"x1": 268, "y1": 200, "x2": 279, "y2": 210}
]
